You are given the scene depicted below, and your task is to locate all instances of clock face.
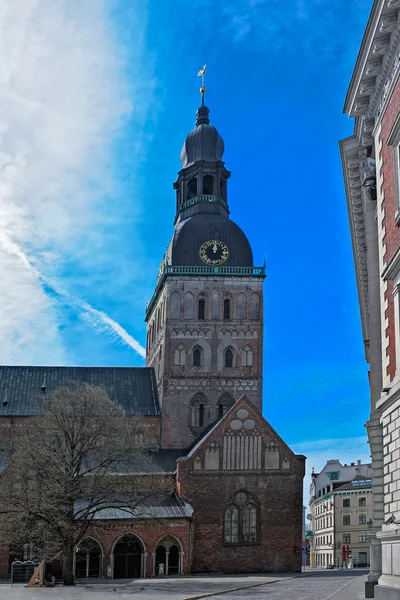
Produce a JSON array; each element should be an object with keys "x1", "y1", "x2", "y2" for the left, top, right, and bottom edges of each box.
[{"x1": 199, "y1": 240, "x2": 229, "y2": 265}]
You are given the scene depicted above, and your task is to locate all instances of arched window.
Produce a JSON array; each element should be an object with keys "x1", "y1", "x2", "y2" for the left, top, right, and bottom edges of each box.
[
  {"x1": 216, "y1": 393, "x2": 234, "y2": 419},
  {"x1": 187, "y1": 177, "x2": 197, "y2": 200},
  {"x1": 243, "y1": 504, "x2": 257, "y2": 543},
  {"x1": 223, "y1": 298, "x2": 231, "y2": 320},
  {"x1": 224, "y1": 491, "x2": 259, "y2": 545},
  {"x1": 193, "y1": 346, "x2": 203, "y2": 367},
  {"x1": 191, "y1": 393, "x2": 207, "y2": 427},
  {"x1": 170, "y1": 292, "x2": 180, "y2": 319},
  {"x1": 184, "y1": 292, "x2": 194, "y2": 319},
  {"x1": 198, "y1": 298, "x2": 205, "y2": 320},
  {"x1": 224, "y1": 348, "x2": 234, "y2": 368},
  {"x1": 224, "y1": 506, "x2": 239, "y2": 544},
  {"x1": 237, "y1": 293, "x2": 246, "y2": 319},
  {"x1": 203, "y1": 175, "x2": 214, "y2": 195},
  {"x1": 249, "y1": 293, "x2": 260, "y2": 319},
  {"x1": 174, "y1": 344, "x2": 186, "y2": 366},
  {"x1": 199, "y1": 403, "x2": 204, "y2": 427},
  {"x1": 241, "y1": 346, "x2": 254, "y2": 367}
]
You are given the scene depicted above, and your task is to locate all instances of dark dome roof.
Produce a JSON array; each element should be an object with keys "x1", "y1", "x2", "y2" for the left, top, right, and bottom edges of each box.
[
  {"x1": 180, "y1": 105, "x2": 224, "y2": 168},
  {"x1": 169, "y1": 214, "x2": 253, "y2": 267}
]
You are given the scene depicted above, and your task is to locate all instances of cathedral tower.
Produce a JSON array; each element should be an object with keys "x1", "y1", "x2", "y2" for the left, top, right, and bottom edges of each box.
[{"x1": 146, "y1": 89, "x2": 265, "y2": 449}]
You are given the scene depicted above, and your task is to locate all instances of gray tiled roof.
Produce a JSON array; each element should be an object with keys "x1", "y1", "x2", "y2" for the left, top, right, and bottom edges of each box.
[
  {"x1": 0, "y1": 366, "x2": 160, "y2": 417},
  {"x1": 76, "y1": 493, "x2": 193, "y2": 520}
]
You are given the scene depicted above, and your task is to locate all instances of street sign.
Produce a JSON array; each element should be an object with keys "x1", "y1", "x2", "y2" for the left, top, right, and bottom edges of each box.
[{"x1": 301, "y1": 547, "x2": 308, "y2": 553}]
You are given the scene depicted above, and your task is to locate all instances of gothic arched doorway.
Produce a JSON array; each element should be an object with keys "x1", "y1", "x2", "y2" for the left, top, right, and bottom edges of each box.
[
  {"x1": 113, "y1": 535, "x2": 143, "y2": 579},
  {"x1": 75, "y1": 538, "x2": 103, "y2": 578},
  {"x1": 154, "y1": 535, "x2": 183, "y2": 576}
]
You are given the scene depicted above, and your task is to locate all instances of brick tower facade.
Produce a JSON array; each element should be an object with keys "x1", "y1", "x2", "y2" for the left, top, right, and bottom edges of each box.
[{"x1": 146, "y1": 99, "x2": 265, "y2": 449}]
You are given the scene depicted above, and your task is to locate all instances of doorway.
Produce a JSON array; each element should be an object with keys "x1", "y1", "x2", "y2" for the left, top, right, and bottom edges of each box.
[{"x1": 113, "y1": 535, "x2": 143, "y2": 579}]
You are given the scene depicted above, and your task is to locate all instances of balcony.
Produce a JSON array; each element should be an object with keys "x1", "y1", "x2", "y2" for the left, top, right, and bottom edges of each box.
[{"x1": 181, "y1": 194, "x2": 228, "y2": 211}]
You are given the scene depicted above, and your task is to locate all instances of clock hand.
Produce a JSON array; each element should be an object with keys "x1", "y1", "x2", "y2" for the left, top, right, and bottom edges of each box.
[{"x1": 213, "y1": 242, "x2": 218, "y2": 253}]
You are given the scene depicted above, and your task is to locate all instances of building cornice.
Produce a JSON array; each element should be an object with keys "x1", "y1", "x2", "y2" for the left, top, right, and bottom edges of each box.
[
  {"x1": 344, "y1": 0, "x2": 400, "y2": 125},
  {"x1": 339, "y1": 136, "x2": 370, "y2": 348}
]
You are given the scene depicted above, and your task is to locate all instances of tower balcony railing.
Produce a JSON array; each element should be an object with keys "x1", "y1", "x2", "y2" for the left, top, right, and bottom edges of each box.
[
  {"x1": 181, "y1": 194, "x2": 228, "y2": 211},
  {"x1": 164, "y1": 265, "x2": 265, "y2": 276},
  {"x1": 145, "y1": 264, "x2": 266, "y2": 321}
]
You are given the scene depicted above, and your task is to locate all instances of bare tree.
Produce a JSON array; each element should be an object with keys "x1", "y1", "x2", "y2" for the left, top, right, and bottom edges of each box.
[{"x1": 0, "y1": 384, "x2": 170, "y2": 585}]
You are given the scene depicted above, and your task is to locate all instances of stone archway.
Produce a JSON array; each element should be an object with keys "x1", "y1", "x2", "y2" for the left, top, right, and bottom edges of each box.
[
  {"x1": 153, "y1": 535, "x2": 183, "y2": 576},
  {"x1": 74, "y1": 538, "x2": 103, "y2": 578},
  {"x1": 112, "y1": 535, "x2": 144, "y2": 579}
]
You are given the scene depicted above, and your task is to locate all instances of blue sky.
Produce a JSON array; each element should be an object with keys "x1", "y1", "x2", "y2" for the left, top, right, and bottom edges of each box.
[{"x1": 0, "y1": 0, "x2": 374, "y2": 475}]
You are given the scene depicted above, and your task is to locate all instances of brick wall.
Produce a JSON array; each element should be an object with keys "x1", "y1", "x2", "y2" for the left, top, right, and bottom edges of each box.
[
  {"x1": 176, "y1": 398, "x2": 305, "y2": 574},
  {"x1": 379, "y1": 74, "x2": 400, "y2": 380}
]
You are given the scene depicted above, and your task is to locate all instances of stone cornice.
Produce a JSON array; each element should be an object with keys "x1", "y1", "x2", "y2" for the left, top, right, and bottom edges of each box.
[
  {"x1": 339, "y1": 136, "x2": 370, "y2": 347},
  {"x1": 344, "y1": 0, "x2": 400, "y2": 122}
]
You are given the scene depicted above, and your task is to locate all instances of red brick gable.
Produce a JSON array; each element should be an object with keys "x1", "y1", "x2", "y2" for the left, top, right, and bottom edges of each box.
[{"x1": 180, "y1": 394, "x2": 303, "y2": 476}]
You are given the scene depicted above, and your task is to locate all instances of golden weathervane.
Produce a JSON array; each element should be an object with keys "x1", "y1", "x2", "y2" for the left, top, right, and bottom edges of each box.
[{"x1": 198, "y1": 64, "x2": 207, "y2": 97}]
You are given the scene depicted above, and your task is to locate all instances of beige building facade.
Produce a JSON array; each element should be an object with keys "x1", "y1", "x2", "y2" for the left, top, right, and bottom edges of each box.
[{"x1": 310, "y1": 460, "x2": 372, "y2": 568}]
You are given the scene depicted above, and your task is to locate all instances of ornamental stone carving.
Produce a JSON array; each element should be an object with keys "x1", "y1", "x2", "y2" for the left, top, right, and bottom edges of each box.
[
  {"x1": 372, "y1": 38, "x2": 390, "y2": 56},
  {"x1": 379, "y1": 15, "x2": 397, "y2": 33},
  {"x1": 365, "y1": 60, "x2": 382, "y2": 77}
]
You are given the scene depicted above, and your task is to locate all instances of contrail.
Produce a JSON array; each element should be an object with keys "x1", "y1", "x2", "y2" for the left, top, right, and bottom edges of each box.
[{"x1": 0, "y1": 232, "x2": 146, "y2": 359}]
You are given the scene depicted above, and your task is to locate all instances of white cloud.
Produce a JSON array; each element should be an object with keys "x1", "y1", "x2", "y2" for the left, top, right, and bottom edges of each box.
[{"x1": 0, "y1": 0, "x2": 151, "y2": 363}]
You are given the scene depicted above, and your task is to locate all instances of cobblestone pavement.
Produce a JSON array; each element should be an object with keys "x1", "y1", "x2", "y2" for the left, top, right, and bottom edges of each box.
[
  {"x1": 220, "y1": 571, "x2": 367, "y2": 600},
  {"x1": 0, "y1": 570, "x2": 368, "y2": 600}
]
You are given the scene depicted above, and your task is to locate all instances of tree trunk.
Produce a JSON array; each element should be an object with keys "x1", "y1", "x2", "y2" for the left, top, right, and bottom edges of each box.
[{"x1": 62, "y1": 542, "x2": 75, "y2": 586}]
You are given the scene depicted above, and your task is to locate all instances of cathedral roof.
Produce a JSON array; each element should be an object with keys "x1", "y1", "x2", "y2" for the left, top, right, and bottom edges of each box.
[
  {"x1": 180, "y1": 105, "x2": 224, "y2": 168},
  {"x1": 170, "y1": 213, "x2": 253, "y2": 267},
  {"x1": 0, "y1": 366, "x2": 160, "y2": 417}
]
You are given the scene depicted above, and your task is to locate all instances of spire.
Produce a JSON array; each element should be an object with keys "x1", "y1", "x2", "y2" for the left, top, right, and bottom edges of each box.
[
  {"x1": 197, "y1": 64, "x2": 207, "y2": 104},
  {"x1": 196, "y1": 65, "x2": 210, "y2": 126}
]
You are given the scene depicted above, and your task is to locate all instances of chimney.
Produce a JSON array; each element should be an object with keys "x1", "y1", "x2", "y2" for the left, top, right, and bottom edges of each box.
[
  {"x1": 351, "y1": 462, "x2": 355, "y2": 466},
  {"x1": 344, "y1": 463, "x2": 347, "y2": 467},
  {"x1": 357, "y1": 460, "x2": 361, "y2": 465}
]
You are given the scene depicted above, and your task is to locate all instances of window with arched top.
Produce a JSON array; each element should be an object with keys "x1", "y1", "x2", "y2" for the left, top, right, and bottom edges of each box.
[
  {"x1": 203, "y1": 175, "x2": 214, "y2": 195},
  {"x1": 174, "y1": 344, "x2": 186, "y2": 366},
  {"x1": 249, "y1": 293, "x2": 260, "y2": 319},
  {"x1": 224, "y1": 491, "x2": 259, "y2": 545},
  {"x1": 191, "y1": 393, "x2": 207, "y2": 427},
  {"x1": 198, "y1": 403, "x2": 204, "y2": 427},
  {"x1": 193, "y1": 346, "x2": 203, "y2": 367},
  {"x1": 198, "y1": 298, "x2": 205, "y2": 320},
  {"x1": 224, "y1": 348, "x2": 234, "y2": 368},
  {"x1": 241, "y1": 346, "x2": 254, "y2": 367},
  {"x1": 187, "y1": 177, "x2": 197, "y2": 200},
  {"x1": 184, "y1": 292, "x2": 194, "y2": 319},
  {"x1": 217, "y1": 393, "x2": 234, "y2": 419},
  {"x1": 170, "y1": 292, "x2": 180, "y2": 319},
  {"x1": 237, "y1": 293, "x2": 246, "y2": 319},
  {"x1": 223, "y1": 298, "x2": 231, "y2": 320}
]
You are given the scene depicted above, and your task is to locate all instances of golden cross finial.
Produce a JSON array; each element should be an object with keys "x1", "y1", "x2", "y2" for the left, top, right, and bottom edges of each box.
[{"x1": 198, "y1": 64, "x2": 207, "y2": 100}]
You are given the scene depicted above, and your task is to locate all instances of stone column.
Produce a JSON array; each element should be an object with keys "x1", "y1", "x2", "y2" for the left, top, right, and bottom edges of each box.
[
  {"x1": 143, "y1": 552, "x2": 147, "y2": 578},
  {"x1": 152, "y1": 552, "x2": 156, "y2": 577},
  {"x1": 165, "y1": 551, "x2": 169, "y2": 576},
  {"x1": 365, "y1": 413, "x2": 384, "y2": 598}
]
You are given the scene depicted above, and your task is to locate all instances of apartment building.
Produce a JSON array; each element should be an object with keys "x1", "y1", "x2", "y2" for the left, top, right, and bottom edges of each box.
[{"x1": 309, "y1": 459, "x2": 372, "y2": 568}]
